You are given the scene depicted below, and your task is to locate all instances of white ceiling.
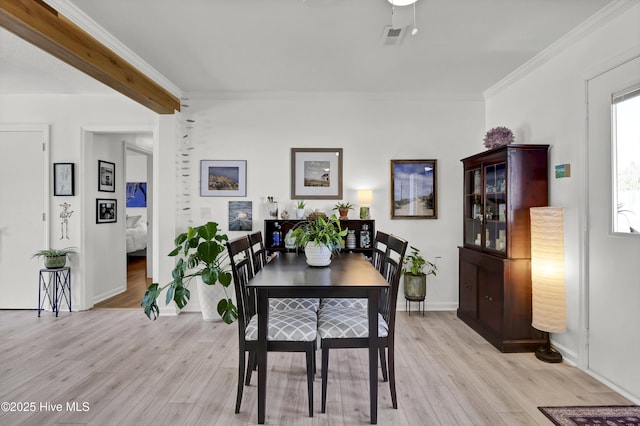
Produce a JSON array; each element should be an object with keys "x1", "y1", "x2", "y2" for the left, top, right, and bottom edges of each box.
[{"x1": 0, "y1": 0, "x2": 615, "y2": 99}]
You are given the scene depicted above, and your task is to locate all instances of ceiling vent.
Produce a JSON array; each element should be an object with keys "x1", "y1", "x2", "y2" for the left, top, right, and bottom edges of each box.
[{"x1": 380, "y1": 25, "x2": 408, "y2": 46}]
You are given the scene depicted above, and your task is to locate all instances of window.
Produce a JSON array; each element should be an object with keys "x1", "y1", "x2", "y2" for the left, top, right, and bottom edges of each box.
[{"x1": 612, "y1": 85, "x2": 640, "y2": 234}]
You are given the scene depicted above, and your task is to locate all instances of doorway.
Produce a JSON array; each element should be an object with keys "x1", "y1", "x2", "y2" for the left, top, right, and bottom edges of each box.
[{"x1": 586, "y1": 55, "x2": 640, "y2": 400}]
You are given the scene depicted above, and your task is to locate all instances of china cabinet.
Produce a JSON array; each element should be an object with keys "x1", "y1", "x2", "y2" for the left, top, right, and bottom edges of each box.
[{"x1": 458, "y1": 144, "x2": 549, "y2": 352}]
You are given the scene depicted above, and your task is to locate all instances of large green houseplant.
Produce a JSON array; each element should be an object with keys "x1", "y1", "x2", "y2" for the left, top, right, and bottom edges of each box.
[
  {"x1": 141, "y1": 222, "x2": 237, "y2": 323},
  {"x1": 32, "y1": 247, "x2": 78, "y2": 269},
  {"x1": 290, "y1": 214, "x2": 348, "y2": 266},
  {"x1": 402, "y1": 246, "x2": 438, "y2": 300}
]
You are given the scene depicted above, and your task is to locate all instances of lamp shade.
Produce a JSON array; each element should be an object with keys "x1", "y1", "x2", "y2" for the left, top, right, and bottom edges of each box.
[
  {"x1": 357, "y1": 189, "x2": 373, "y2": 205},
  {"x1": 530, "y1": 207, "x2": 566, "y2": 333}
]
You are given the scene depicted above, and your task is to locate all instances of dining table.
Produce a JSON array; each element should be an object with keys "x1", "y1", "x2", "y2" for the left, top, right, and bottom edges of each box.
[{"x1": 247, "y1": 251, "x2": 390, "y2": 424}]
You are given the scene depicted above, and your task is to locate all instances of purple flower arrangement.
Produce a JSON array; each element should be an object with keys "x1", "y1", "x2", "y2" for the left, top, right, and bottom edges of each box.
[{"x1": 483, "y1": 126, "x2": 514, "y2": 149}]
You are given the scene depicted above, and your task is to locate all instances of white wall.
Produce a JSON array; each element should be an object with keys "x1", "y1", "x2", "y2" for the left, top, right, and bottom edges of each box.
[
  {"x1": 180, "y1": 93, "x2": 485, "y2": 311},
  {"x1": 0, "y1": 94, "x2": 159, "y2": 309},
  {"x1": 484, "y1": 2, "x2": 640, "y2": 368}
]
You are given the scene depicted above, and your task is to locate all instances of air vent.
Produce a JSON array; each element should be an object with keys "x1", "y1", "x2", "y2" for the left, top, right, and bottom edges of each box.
[{"x1": 380, "y1": 25, "x2": 408, "y2": 46}]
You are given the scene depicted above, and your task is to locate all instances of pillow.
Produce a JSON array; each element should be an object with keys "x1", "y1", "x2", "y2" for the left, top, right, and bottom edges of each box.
[{"x1": 126, "y1": 215, "x2": 142, "y2": 228}]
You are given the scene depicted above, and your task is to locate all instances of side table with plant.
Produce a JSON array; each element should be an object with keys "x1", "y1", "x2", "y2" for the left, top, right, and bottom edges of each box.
[{"x1": 402, "y1": 245, "x2": 439, "y2": 301}]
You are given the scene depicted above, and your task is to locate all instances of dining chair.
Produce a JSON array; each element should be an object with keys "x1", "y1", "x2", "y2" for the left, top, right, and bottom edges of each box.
[
  {"x1": 318, "y1": 230, "x2": 392, "y2": 311},
  {"x1": 317, "y1": 234, "x2": 408, "y2": 413},
  {"x1": 248, "y1": 231, "x2": 320, "y2": 312},
  {"x1": 227, "y1": 235, "x2": 318, "y2": 417}
]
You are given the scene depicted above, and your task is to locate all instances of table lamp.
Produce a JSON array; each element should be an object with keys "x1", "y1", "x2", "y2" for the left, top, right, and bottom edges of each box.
[
  {"x1": 357, "y1": 189, "x2": 373, "y2": 219},
  {"x1": 530, "y1": 207, "x2": 566, "y2": 363}
]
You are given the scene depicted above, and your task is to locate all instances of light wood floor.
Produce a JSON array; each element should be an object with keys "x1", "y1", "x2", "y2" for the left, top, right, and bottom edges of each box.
[
  {"x1": 0, "y1": 309, "x2": 630, "y2": 425},
  {"x1": 93, "y1": 256, "x2": 151, "y2": 309}
]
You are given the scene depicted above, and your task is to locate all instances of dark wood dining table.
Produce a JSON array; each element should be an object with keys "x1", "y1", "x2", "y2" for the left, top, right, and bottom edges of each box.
[{"x1": 247, "y1": 252, "x2": 390, "y2": 424}]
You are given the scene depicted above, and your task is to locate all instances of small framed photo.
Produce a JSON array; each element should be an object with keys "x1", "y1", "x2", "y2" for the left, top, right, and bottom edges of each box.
[
  {"x1": 98, "y1": 160, "x2": 116, "y2": 192},
  {"x1": 200, "y1": 160, "x2": 247, "y2": 197},
  {"x1": 53, "y1": 163, "x2": 74, "y2": 196},
  {"x1": 229, "y1": 201, "x2": 253, "y2": 231},
  {"x1": 126, "y1": 182, "x2": 147, "y2": 207},
  {"x1": 96, "y1": 198, "x2": 117, "y2": 224},
  {"x1": 390, "y1": 159, "x2": 437, "y2": 219},
  {"x1": 291, "y1": 148, "x2": 343, "y2": 200}
]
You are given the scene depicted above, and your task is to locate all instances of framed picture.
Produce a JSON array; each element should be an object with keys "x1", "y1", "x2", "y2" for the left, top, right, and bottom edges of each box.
[
  {"x1": 53, "y1": 163, "x2": 74, "y2": 196},
  {"x1": 291, "y1": 148, "x2": 343, "y2": 200},
  {"x1": 229, "y1": 201, "x2": 253, "y2": 231},
  {"x1": 96, "y1": 198, "x2": 117, "y2": 224},
  {"x1": 126, "y1": 182, "x2": 147, "y2": 207},
  {"x1": 200, "y1": 160, "x2": 247, "y2": 197},
  {"x1": 98, "y1": 160, "x2": 116, "y2": 192},
  {"x1": 390, "y1": 159, "x2": 437, "y2": 219}
]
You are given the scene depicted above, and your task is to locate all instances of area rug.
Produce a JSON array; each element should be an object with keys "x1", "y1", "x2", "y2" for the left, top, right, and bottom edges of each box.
[{"x1": 539, "y1": 405, "x2": 640, "y2": 425}]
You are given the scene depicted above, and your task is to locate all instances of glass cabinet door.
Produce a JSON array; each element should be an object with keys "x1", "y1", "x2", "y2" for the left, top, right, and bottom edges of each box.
[
  {"x1": 484, "y1": 162, "x2": 507, "y2": 253},
  {"x1": 464, "y1": 168, "x2": 483, "y2": 247}
]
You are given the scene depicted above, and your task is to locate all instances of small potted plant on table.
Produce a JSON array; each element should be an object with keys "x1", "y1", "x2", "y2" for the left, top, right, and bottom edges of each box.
[
  {"x1": 290, "y1": 215, "x2": 348, "y2": 266},
  {"x1": 296, "y1": 200, "x2": 306, "y2": 219},
  {"x1": 333, "y1": 202, "x2": 354, "y2": 220},
  {"x1": 32, "y1": 247, "x2": 78, "y2": 269}
]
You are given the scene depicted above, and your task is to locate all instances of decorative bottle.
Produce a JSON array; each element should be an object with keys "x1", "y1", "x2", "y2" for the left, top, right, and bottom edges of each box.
[
  {"x1": 346, "y1": 230, "x2": 356, "y2": 249},
  {"x1": 272, "y1": 222, "x2": 281, "y2": 247},
  {"x1": 360, "y1": 224, "x2": 371, "y2": 249}
]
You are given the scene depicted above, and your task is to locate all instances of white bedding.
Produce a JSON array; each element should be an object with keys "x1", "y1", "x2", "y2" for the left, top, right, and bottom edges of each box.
[{"x1": 126, "y1": 221, "x2": 147, "y2": 253}]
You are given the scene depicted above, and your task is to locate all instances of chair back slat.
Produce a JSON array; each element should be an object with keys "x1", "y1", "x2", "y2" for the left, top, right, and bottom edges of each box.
[
  {"x1": 248, "y1": 231, "x2": 268, "y2": 275},
  {"x1": 371, "y1": 231, "x2": 391, "y2": 273},
  {"x1": 378, "y1": 234, "x2": 408, "y2": 327},
  {"x1": 226, "y1": 235, "x2": 255, "y2": 328}
]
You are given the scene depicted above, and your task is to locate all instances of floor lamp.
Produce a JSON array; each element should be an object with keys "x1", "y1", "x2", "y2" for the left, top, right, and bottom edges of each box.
[{"x1": 530, "y1": 207, "x2": 566, "y2": 363}]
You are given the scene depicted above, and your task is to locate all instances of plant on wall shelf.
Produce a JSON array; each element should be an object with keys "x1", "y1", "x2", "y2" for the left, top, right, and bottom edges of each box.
[{"x1": 141, "y1": 222, "x2": 237, "y2": 323}]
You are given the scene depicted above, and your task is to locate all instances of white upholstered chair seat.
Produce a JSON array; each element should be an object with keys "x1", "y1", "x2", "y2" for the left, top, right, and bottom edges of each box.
[
  {"x1": 317, "y1": 306, "x2": 388, "y2": 339},
  {"x1": 319, "y1": 297, "x2": 367, "y2": 309},
  {"x1": 270, "y1": 297, "x2": 320, "y2": 312},
  {"x1": 246, "y1": 309, "x2": 318, "y2": 342}
]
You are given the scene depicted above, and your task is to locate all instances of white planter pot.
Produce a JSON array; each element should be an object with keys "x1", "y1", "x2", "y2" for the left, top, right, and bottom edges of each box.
[
  {"x1": 296, "y1": 208, "x2": 305, "y2": 219},
  {"x1": 197, "y1": 280, "x2": 221, "y2": 322},
  {"x1": 304, "y1": 242, "x2": 332, "y2": 267}
]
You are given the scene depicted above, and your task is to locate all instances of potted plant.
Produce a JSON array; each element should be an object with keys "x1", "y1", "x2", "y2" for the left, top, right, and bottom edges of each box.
[
  {"x1": 32, "y1": 247, "x2": 78, "y2": 269},
  {"x1": 141, "y1": 222, "x2": 237, "y2": 323},
  {"x1": 296, "y1": 200, "x2": 306, "y2": 219},
  {"x1": 290, "y1": 215, "x2": 348, "y2": 266},
  {"x1": 402, "y1": 246, "x2": 438, "y2": 301},
  {"x1": 333, "y1": 202, "x2": 354, "y2": 220}
]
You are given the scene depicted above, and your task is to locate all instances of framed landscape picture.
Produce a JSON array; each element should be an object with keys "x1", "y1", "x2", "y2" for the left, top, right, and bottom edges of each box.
[
  {"x1": 200, "y1": 160, "x2": 247, "y2": 197},
  {"x1": 96, "y1": 198, "x2": 117, "y2": 224},
  {"x1": 98, "y1": 160, "x2": 115, "y2": 192},
  {"x1": 228, "y1": 201, "x2": 253, "y2": 231},
  {"x1": 291, "y1": 148, "x2": 343, "y2": 200},
  {"x1": 390, "y1": 159, "x2": 437, "y2": 219}
]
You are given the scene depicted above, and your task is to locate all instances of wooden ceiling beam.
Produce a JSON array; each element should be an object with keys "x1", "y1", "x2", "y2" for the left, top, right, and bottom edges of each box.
[{"x1": 0, "y1": 0, "x2": 180, "y2": 114}]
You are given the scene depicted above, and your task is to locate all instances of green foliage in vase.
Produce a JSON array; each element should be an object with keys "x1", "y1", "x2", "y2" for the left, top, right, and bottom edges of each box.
[{"x1": 290, "y1": 215, "x2": 348, "y2": 256}]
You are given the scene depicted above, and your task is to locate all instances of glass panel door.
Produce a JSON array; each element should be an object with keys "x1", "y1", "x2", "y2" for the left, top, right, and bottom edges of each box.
[{"x1": 464, "y1": 168, "x2": 483, "y2": 247}]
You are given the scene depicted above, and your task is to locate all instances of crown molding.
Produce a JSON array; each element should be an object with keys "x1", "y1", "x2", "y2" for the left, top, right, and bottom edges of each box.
[
  {"x1": 44, "y1": 0, "x2": 183, "y2": 99},
  {"x1": 483, "y1": 0, "x2": 638, "y2": 101}
]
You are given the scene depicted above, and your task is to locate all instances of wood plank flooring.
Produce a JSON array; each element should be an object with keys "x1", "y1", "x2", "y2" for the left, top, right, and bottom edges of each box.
[
  {"x1": 93, "y1": 256, "x2": 150, "y2": 309},
  {"x1": 0, "y1": 309, "x2": 630, "y2": 425}
]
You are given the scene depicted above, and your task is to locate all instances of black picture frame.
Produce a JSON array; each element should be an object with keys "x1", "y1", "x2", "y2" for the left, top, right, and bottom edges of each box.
[
  {"x1": 98, "y1": 160, "x2": 116, "y2": 192},
  {"x1": 53, "y1": 163, "x2": 74, "y2": 196},
  {"x1": 96, "y1": 198, "x2": 117, "y2": 224},
  {"x1": 390, "y1": 159, "x2": 438, "y2": 219}
]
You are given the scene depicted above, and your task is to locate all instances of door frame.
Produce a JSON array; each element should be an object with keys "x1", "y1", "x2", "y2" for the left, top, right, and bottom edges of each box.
[{"x1": 80, "y1": 124, "x2": 156, "y2": 309}]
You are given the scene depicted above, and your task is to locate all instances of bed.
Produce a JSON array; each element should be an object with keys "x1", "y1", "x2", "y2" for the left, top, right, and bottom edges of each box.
[{"x1": 126, "y1": 215, "x2": 147, "y2": 255}]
